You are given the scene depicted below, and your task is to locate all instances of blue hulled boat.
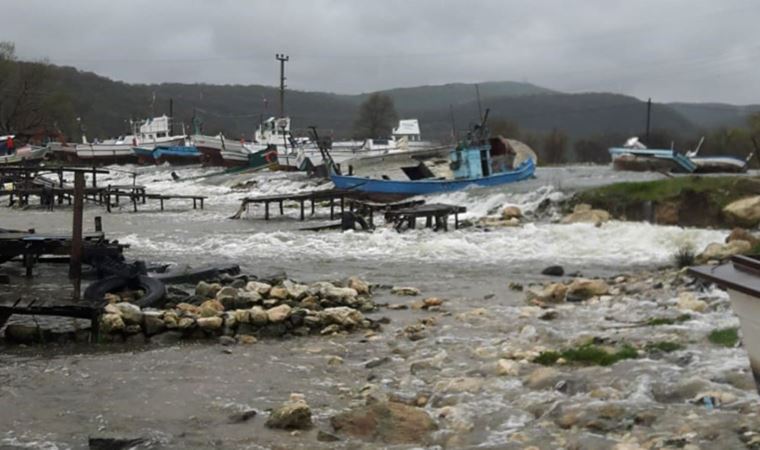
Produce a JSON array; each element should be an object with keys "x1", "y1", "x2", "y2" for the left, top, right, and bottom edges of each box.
[
  {"x1": 133, "y1": 146, "x2": 155, "y2": 165},
  {"x1": 153, "y1": 145, "x2": 200, "y2": 165},
  {"x1": 329, "y1": 111, "x2": 536, "y2": 199}
]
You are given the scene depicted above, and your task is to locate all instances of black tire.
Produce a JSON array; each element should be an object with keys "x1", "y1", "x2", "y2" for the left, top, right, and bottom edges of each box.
[{"x1": 84, "y1": 275, "x2": 166, "y2": 308}]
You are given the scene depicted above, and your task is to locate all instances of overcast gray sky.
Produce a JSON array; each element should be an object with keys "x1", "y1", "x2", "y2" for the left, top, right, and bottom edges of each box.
[{"x1": 2, "y1": 0, "x2": 759, "y2": 104}]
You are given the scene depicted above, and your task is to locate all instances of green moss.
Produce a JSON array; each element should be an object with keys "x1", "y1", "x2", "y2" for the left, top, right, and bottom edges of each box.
[
  {"x1": 708, "y1": 327, "x2": 740, "y2": 347},
  {"x1": 534, "y1": 351, "x2": 561, "y2": 365},
  {"x1": 645, "y1": 341, "x2": 684, "y2": 353},
  {"x1": 535, "y1": 344, "x2": 638, "y2": 366},
  {"x1": 576, "y1": 176, "x2": 760, "y2": 206},
  {"x1": 646, "y1": 314, "x2": 692, "y2": 326}
]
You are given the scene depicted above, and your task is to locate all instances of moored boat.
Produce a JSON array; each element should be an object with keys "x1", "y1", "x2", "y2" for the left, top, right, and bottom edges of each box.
[
  {"x1": 689, "y1": 255, "x2": 760, "y2": 394},
  {"x1": 0, "y1": 145, "x2": 49, "y2": 166},
  {"x1": 154, "y1": 146, "x2": 201, "y2": 165}
]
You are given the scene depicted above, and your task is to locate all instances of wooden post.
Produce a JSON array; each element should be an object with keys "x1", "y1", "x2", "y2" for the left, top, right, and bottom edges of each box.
[
  {"x1": 94, "y1": 216, "x2": 102, "y2": 233},
  {"x1": 300, "y1": 200, "x2": 305, "y2": 221},
  {"x1": 70, "y1": 171, "x2": 85, "y2": 301},
  {"x1": 330, "y1": 198, "x2": 335, "y2": 220},
  {"x1": 279, "y1": 200, "x2": 283, "y2": 215},
  {"x1": 200, "y1": 198, "x2": 204, "y2": 209},
  {"x1": 265, "y1": 201, "x2": 270, "y2": 220},
  {"x1": 193, "y1": 198, "x2": 197, "y2": 209},
  {"x1": 91, "y1": 167, "x2": 97, "y2": 188}
]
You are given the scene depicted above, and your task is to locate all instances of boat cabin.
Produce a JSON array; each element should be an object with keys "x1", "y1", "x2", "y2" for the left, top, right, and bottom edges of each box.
[
  {"x1": 255, "y1": 117, "x2": 291, "y2": 145},
  {"x1": 449, "y1": 137, "x2": 515, "y2": 180},
  {"x1": 392, "y1": 119, "x2": 421, "y2": 142}
]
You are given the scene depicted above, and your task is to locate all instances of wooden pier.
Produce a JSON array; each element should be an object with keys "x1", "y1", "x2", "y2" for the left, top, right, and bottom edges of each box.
[
  {"x1": 230, "y1": 189, "x2": 359, "y2": 220},
  {"x1": 384, "y1": 203, "x2": 466, "y2": 231}
]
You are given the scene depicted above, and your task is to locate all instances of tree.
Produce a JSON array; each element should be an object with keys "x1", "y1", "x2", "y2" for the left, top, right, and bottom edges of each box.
[
  {"x1": 353, "y1": 93, "x2": 397, "y2": 139},
  {"x1": 0, "y1": 41, "x2": 75, "y2": 140},
  {"x1": 542, "y1": 128, "x2": 568, "y2": 164},
  {"x1": 574, "y1": 138, "x2": 607, "y2": 163},
  {"x1": 489, "y1": 118, "x2": 520, "y2": 140}
]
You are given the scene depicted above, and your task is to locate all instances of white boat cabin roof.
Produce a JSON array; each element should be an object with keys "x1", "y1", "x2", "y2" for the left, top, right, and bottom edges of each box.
[
  {"x1": 393, "y1": 119, "x2": 420, "y2": 137},
  {"x1": 138, "y1": 115, "x2": 170, "y2": 134}
]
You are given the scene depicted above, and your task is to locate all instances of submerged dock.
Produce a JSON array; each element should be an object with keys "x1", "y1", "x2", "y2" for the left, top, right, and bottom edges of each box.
[{"x1": 230, "y1": 189, "x2": 359, "y2": 220}]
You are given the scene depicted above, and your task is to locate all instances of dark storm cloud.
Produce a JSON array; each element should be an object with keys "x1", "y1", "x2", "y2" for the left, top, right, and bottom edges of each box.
[{"x1": 2, "y1": 0, "x2": 759, "y2": 103}]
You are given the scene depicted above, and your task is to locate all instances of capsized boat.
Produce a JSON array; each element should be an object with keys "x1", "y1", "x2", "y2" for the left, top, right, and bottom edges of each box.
[
  {"x1": 689, "y1": 255, "x2": 760, "y2": 394},
  {"x1": 329, "y1": 111, "x2": 537, "y2": 199},
  {"x1": 685, "y1": 137, "x2": 754, "y2": 173},
  {"x1": 608, "y1": 137, "x2": 696, "y2": 173}
]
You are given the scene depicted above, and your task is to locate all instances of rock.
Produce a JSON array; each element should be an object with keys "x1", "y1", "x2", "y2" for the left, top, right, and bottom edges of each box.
[
  {"x1": 237, "y1": 290, "x2": 262, "y2": 306},
  {"x1": 237, "y1": 335, "x2": 257, "y2": 345},
  {"x1": 100, "y1": 314, "x2": 125, "y2": 334},
  {"x1": 175, "y1": 303, "x2": 200, "y2": 314},
  {"x1": 365, "y1": 356, "x2": 391, "y2": 369},
  {"x1": 266, "y1": 394, "x2": 313, "y2": 430},
  {"x1": 567, "y1": 278, "x2": 609, "y2": 300},
  {"x1": 114, "y1": 302, "x2": 143, "y2": 324},
  {"x1": 676, "y1": 292, "x2": 708, "y2": 313},
  {"x1": 196, "y1": 316, "x2": 223, "y2": 330},
  {"x1": 561, "y1": 204, "x2": 611, "y2": 225},
  {"x1": 391, "y1": 286, "x2": 421, "y2": 296},
  {"x1": 320, "y1": 307, "x2": 364, "y2": 328},
  {"x1": 317, "y1": 430, "x2": 341, "y2": 442},
  {"x1": 496, "y1": 359, "x2": 520, "y2": 376},
  {"x1": 229, "y1": 409, "x2": 257, "y2": 424},
  {"x1": 196, "y1": 281, "x2": 222, "y2": 298},
  {"x1": 245, "y1": 281, "x2": 271, "y2": 296},
  {"x1": 724, "y1": 196, "x2": 760, "y2": 228},
  {"x1": 268, "y1": 286, "x2": 289, "y2": 301},
  {"x1": 88, "y1": 434, "x2": 147, "y2": 450},
  {"x1": 422, "y1": 297, "x2": 443, "y2": 308},
  {"x1": 4, "y1": 324, "x2": 45, "y2": 343},
  {"x1": 527, "y1": 283, "x2": 567, "y2": 303},
  {"x1": 327, "y1": 355, "x2": 344, "y2": 366},
  {"x1": 142, "y1": 311, "x2": 165, "y2": 336},
  {"x1": 177, "y1": 317, "x2": 195, "y2": 329},
  {"x1": 250, "y1": 306, "x2": 269, "y2": 326},
  {"x1": 347, "y1": 276, "x2": 370, "y2": 295},
  {"x1": 163, "y1": 311, "x2": 179, "y2": 329},
  {"x1": 330, "y1": 401, "x2": 437, "y2": 444},
  {"x1": 199, "y1": 299, "x2": 224, "y2": 317},
  {"x1": 266, "y1": 304, "x2": 292, "y2": 322},
  {"x1": 233, "y1": 309, "x2": 251, "y2": 324},
  {"x1": 697, "y1": 240, "x2": 752, "y2": 263},
  {"x1": 324, "y1": 286, "x2": 359, "y2": 301},
  {"x1": 434, "y1": 377, "x2": 484, "y2": 394},
  {"x1": 216, "y1": 286, "x2": 239, "y2": 300},
  {"x1": 525, "y1": 367, "x2": 562, "y2": 390},
  {"x1": 726, "y1": 227, "x2": 760, "y2": 247},
  {"x1": 282, "y1": 280, "x2": 309, "y2": 300},
  {"x1": 502, "y1": 205, "x2": 522, "y2": 220},
  {"x1": 103, "y1": 293, "x2": 121, "y2": 304},
  {"x1": 541, "y1": 265, "x2": 565, "y2": 276}
]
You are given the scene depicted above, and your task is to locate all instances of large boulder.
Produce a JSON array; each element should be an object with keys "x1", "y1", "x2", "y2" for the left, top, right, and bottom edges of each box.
[
  {"x1": 282, "y1": 280, "x2": 309, "y2": 300},
  {"x1": 567, "y1": 278, "x2": 609, "y2": 300},
  {"x1": 723, "y1": 196, "x2": 760, "y2": 228},
  {"x1": 347, "y1": 276, "x2": 370, "y2": 295},
  {"x1": 266, "y1": 394, "x2": 312, "y2": 430},
  {"x1": 100, "y1": 313, "x2": 126, "y2": 334},
  {"x1": 195, "y1": 281, "x2": 222, "y2": 299},
  {"x1": 245, "y1": 281, "x2": 271, "y2": 296},
  {"x1": 199, "y1": 299, "x2": 224, "y2": 317},
  {"x1": 330, "y1": 401, "x2": 437, "y2": 445},
  {"x1": 697, "y1": 240, "x2": 752, "y2": 263},
  {"x1": 114, "y1": 302, "x2": 143, "y2": 325},
  {"x1": 561, "y1": 204, "x2": 611, "y2": 225}
]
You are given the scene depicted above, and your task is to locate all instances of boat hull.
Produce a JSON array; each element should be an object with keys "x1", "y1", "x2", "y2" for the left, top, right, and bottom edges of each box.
[
  {"x1": 0, "y1": 146, "x2": 49, "y2": 166},
  {"x1": 330, "y1": 158, "x2": 535, "y2": 199},
  {"x1": 691, "y1": 157, "x2": 748, "y2": 174},
  {"x1": 726, "y1": 289, "x2": 760, "y2": 392},
  {"x1": 153, "y1": 146, "x2": 201, "y2": 166}
]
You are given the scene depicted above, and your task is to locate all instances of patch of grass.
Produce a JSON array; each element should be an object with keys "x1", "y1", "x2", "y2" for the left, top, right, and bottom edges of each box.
[
  {"x1": 708, "y1": 327, "x2": 740, "y2": 347},
  {"x1": 673, "y1": 244, "x2": 696, "y2": 268},
  {"x1": 535, "y1": 344, "x2": 638, "y2": 366},
  {"x1": 534, "y1": 351, "x2": 561, "y2": 365},
  {"x1": 646, "y1": 341, "x2": 684, "y2": 353},
  {"x1": 646, "y1": 314, "x2": 692, "y2": 326}
]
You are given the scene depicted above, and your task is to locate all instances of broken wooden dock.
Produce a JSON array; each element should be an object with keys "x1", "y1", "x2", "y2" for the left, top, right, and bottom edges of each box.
[
  {"x1": 230, "y1": 189, "x2": 359, "y2": 220},
  {"x1": 384, "y1": 203, "x2": 467, "y2": 231}
]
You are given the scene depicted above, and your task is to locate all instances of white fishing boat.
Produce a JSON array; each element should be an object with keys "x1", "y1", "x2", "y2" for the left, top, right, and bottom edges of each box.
[
  {"x1": 0, "y1": 144, "x2": 49, "y2": 165},
  {"x1": 74, "y1": 115, "x2": 185, "y2": 165},
  {"x1": 689, "y1": 255, "x2": 760, "y2": 394}
]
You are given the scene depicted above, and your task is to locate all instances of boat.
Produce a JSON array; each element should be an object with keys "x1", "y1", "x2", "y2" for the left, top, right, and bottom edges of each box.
[
  {"x1": 685, "y1": 137, "x2": 754, "y2": 173},
  {"x1": 329, "y1": 111, "x2": 537, "y2": 200},
  {"x1": 608, "y1": 137, "x2": 696, "y2": 173},
  {"x1": 133, "y1": 146, "x2": 156, "y2": 165},
  {"x1": 153, "y1": 145, "x2": 201, "y2": 165},
  {"x1": 220, "y1": 144, "x2": 278, "y2": 169},
  {"x1": 74, "y1": 115, "x2": 186, "y2": 165},
  {"x1": 689, "y1": 255, "x2": 760, "y2": 394},
  {"x1": 0, "y1": 144, "x2": 49, "y2": 166}
]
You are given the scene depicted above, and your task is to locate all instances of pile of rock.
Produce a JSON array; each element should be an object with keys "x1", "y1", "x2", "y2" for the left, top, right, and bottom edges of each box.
[
  {"x1": 696, "y1": 227, "x2": 759, "y2": 263},
  {"x1": 561, "y1": 203, "x2": 611, "y2": 226},
  {"x1": 97, "y1": 276, "x2": 377, "y2": 343},
  {"x1": 477, "y1": 205, "x2": 524, "y2": 228},
  {"x1": 526, "y1": 278, "x2": 610, "y2": 304}
]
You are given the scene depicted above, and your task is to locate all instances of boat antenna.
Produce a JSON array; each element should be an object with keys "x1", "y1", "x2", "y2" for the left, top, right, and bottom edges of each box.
[
  {"x1": 475, "y1": 84, "x2": 483, "y2": 122},
  {"x1": 449, "y1": 104, "x2": 458, "y2": 142},
  {"x1": 308, "y1": 126, "x2": 340, "y2": 175}
]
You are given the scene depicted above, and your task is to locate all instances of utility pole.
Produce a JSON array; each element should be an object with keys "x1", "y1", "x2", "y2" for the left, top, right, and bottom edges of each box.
[
  {"x1": 276, "y1": 53, "x2": 289, "y2": 118},
  {"x1": 645, "y1": 97, "x2": 652, "y2": 143},
  {"x1": 169, "y1": 98, "x2": 174, "y2": 135}
]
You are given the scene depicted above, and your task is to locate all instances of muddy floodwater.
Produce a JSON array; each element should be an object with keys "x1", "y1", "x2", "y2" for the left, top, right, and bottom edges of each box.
[{"x1": 1, "y1": 164, "x2": 759, "y2": 449}]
